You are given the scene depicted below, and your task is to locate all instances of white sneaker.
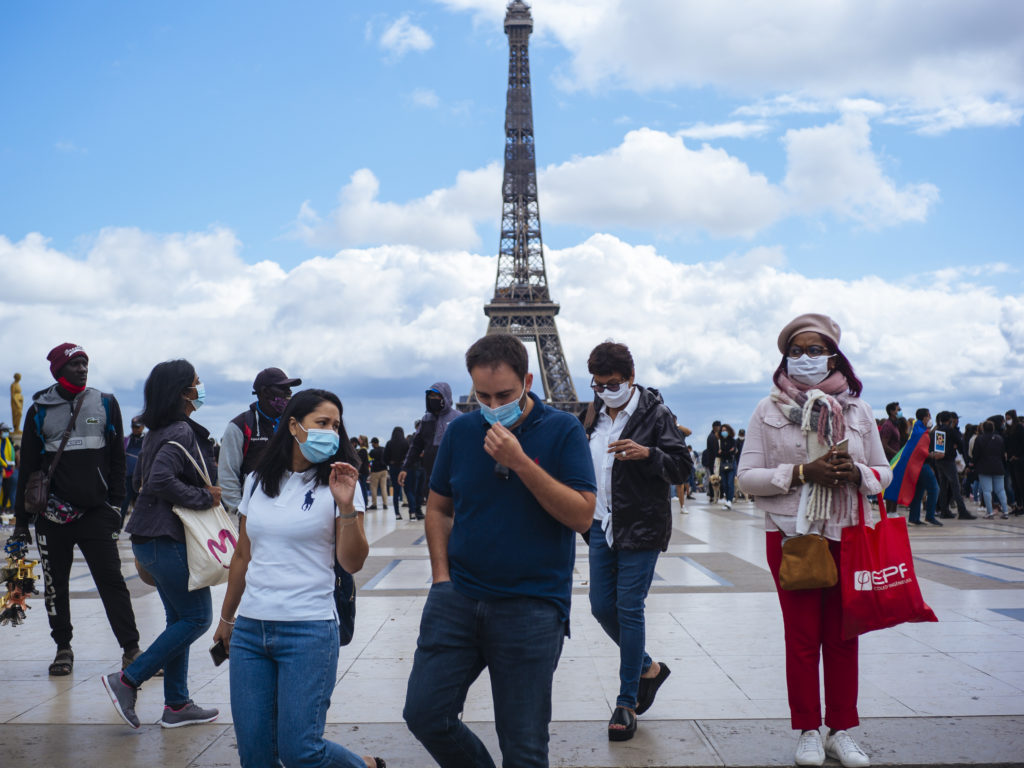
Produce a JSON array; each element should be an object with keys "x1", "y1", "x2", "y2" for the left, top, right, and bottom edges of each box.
[
  {"x1": 723, "y1": 500, "x2": 732, "y2": 509},
  {"x1": 794, "y1": 729, "x2": 825, "y2": 766},
  {"x1": 824, "y1": 729, "x2": 870, "y2": 767}
]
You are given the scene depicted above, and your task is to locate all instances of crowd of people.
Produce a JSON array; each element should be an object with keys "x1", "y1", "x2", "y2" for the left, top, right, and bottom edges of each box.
[{"x1": 2, "y1": 321, "x2": 1020, "y2": 768}]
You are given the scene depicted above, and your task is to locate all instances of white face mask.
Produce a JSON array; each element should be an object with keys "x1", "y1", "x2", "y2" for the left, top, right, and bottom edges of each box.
[
  {"x1": 787, "y1": 354, "x2": 832, "y2": 386},
  {"x1": 598, "y1": 383, "x2": 633, "y2": 408}
]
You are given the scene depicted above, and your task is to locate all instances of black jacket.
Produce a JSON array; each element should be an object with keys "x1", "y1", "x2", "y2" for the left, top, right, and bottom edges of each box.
[
  {"x1": 586, "y1": 386, "x2": 693, "y2": 551},
  {"x1": 973, "y1": 433, "x2": 1006, "y2": 476}
]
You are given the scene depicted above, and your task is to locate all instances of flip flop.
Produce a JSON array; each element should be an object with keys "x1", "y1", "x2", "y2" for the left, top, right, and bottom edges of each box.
[{"x1": 636, "y1": 661, "x2": 671, "y2": 715}]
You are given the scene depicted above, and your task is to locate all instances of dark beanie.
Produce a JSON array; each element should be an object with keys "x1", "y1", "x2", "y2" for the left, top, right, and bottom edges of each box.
[{"x1": 47, "y1": 343, "x2": 88, "y2": 379}]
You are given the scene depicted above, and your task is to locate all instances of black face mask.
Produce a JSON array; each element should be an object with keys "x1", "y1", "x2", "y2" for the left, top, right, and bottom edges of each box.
[{"x1": 426, "y1": 396, "x2": 443, "y2": 415}]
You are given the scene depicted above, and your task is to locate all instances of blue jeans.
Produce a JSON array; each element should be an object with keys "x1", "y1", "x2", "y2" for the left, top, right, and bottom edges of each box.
[
  {"x1": 720, "y1": 468, "x2": 736, "y2": 501},
  {"x1": 909, "y1": 464, "x2": 940, "y2": 523},
  {"x1": 403, "y1": 582, "x2": 565, "y2": 768},
  {"x1": 231, "y1": 617, "x2": 365, "y2": 768},
  {"x1": 125, "y1": 537, "x2": 212, "y2": 706},
  {"x1": 979, "y1": 474, "x2": 1008, "y2": 517},
  {"x1": 587, "y1": 521, "x2": 659, "y2": 709},
  {"x1": 405, "y1": 467, "x2": 423, "y2": 518}
]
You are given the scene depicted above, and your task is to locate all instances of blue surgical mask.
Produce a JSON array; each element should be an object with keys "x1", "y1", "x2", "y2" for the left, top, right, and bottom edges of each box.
[
  {"x1": 295, "y1": 423, "x2": 340, "y2": 463},
  {"x1": 480, "y1": 385, "x2": 526, "y2": 428},
  {"x1": 189, "y1": 382, "x2": 206, "y2": 410}
]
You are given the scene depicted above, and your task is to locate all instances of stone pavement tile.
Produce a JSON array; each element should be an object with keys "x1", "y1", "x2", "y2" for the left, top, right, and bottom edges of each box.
[
  {"x1": 0, "y1": 723, "x2": 232, "y2": 768},
  {"x1": 700, "y1": 716, "x2": 1024, "y2": 767}
]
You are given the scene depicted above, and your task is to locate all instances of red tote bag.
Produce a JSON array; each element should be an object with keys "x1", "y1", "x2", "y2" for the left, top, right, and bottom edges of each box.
[{"x1": 840, "y1": 476, "x2": 938, "y2": 640}]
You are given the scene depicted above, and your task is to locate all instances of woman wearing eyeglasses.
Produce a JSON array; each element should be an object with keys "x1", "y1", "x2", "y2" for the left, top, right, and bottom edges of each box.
[
  {"x1": 736, "y1": 314, "x2": 890, "y2": 768},
  {"x1": 582, "y1": 341, "x2": 693, "y2": 742}
]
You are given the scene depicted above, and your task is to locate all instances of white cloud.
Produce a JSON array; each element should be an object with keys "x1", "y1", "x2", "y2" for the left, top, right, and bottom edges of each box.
[
  {"x1": 675, "y1": 121, "x2": 771, "y2": 140},
  {"x1": 410, "y1": 87, "x2": 439, "y2": 108},
  {"x1": 541, "y1": 128, "x2": 785, "y2": 238},
  {"x1": 437, "y1": 0, "x2": 1024, "y2": 133},
  {"x1": 2, "y1": 229, "x2": 1020, "y2": 420},
  {"x1": 292, "y1": 165, "x2": 501, "y2": 250},
  {"x1": 782, "y1": 113, "x2": 940, "y2": 226},
  {"x1": 294, "y1": 119, "x2": 935, "y2": 248},
  {"x1": 379, "y1": 15, "x2": 434, "y2": 57}
]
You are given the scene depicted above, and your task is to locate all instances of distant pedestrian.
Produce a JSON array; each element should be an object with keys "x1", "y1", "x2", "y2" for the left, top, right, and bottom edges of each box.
[
  {"x1": 121, "y1": 416, "x2": 145, "y2": 524},
  {"x1": 719, "y1": 423, "x2": 737, "y2": 509},
  {"x1": 974, "y1": 420, "x2": 1009, "y2": 519},
  {"x1": 0, "y1": 423, "x2": 14, "y2": 509},
  {"x1": 220, "y1": 367, "x2": 301, "y2": 513},
  {"x1": 398, "y1": 383, "x2": 458, "y2": 522},
  {"x1": 367, "y1": 437, "x2": 388, "y2": 510},
  {"x1": 383, "y1": 426, "x2": 408, "y2": 519}
]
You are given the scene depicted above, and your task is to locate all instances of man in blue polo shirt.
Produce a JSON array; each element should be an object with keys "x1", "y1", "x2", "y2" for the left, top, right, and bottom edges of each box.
[{"x1": 403, "y1": 334, "x2": 596, "y2": 768}]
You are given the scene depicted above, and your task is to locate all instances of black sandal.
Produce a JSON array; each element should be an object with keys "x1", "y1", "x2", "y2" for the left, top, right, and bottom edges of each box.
[
  {"x1": 49, "y1": 647, "x2": 74, "y2": 676},
  {"x1": 374, "y1": 759, "x2": 386, "y2": 768},
  {"x1": 608, "y1": 705, "x2": 636, "y2": 742},
  {"x1": 636, "y1": 661, "x2": 671, "y2": 715}
]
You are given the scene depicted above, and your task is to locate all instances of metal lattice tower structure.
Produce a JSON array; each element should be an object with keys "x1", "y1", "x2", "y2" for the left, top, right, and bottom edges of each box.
[{"x1": 466, "y1": 0, "x2": 582, "y2": 414}]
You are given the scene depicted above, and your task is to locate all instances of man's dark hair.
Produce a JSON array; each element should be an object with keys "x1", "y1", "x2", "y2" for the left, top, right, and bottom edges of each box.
[
  {"x1": 712, "y1": 420, "x2": 721, "y2": 428},
  {"x1": 587, "y1": 342, "x2": 634, "y2": 379},
  {"x1": 252, "y1": 389, "x2": 358, "y2": 498},
  {"x1": 886, "y1": 402, "x2": 900, "y2": 417},
  {"x1": 140, "y1": 359, "x2": 196, "y2": 430},
  {"x1": 936, "y1": 411, "x2": 951, "y2": 425},
  {"x1": 915, "y1": 408, "x2": 930, "y2": 422},
  {"x1": 983, "y1": 420, "x2": 996, "y2": 434},
  {"x1": 465, "y1": 334, "x2": 528, "y2": 380}
]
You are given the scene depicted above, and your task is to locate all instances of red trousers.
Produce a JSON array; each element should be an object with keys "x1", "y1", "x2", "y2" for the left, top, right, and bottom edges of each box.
[{"x1": 766, "y1": 531, "x2": 859, "y2": 731}]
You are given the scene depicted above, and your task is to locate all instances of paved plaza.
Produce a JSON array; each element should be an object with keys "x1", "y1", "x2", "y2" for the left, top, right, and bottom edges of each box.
[{"x1": 2, "y1": 497, "x2": 1023, "y2": 767}]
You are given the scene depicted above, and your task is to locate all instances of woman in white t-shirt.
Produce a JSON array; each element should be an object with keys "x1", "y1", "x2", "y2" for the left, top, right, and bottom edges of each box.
[{"x1": 213, "y1": 389, "x2": 384, "y2": 768}]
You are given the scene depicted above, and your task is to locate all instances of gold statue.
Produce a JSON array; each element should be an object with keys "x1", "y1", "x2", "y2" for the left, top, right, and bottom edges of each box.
[{"x1": 10, "y1": 373, "x2": 22, "y2": 433}]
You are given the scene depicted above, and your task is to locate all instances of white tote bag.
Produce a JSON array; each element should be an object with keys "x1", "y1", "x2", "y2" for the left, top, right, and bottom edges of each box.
[{"x1": 167, "y1": 441, "x2": 238, "y2": 591}]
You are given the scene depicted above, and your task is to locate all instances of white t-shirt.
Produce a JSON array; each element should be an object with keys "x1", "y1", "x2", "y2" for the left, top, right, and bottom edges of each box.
[
  {"x1": 237, "y1": 470, "x2": 365, "y2": 622},
  {"x1": 588, "y1": 387, "x2": 639, "y2": 548}
]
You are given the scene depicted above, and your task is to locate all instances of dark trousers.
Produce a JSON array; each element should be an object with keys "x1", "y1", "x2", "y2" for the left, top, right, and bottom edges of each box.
[
  {"x1": 1009, "y1": 459, "x2": 1024, "y2": 510},
  {"x1": 404, "y1": 582, "x2": 565, "y2": 768},
  {"x1": 405, "y1": 467, "x2": 424, "y2": 519},
  {"x1": 388, "y1": 463, "x2": 404, "y2": 510},
  {"x1": 34, "y1": 506, "x2": 140, "y2": 650},
  {"x1": 0, "y1": 475, "x2": 14, "y2": 508},
  {"x1": 935, "y1": 461, "x2": 968, "y2": 516}
]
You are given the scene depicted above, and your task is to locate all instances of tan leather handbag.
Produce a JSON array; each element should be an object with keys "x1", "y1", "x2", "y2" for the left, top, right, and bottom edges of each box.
[{"x1": 780, "y1": 533, "x2": 837, "y2": 591}]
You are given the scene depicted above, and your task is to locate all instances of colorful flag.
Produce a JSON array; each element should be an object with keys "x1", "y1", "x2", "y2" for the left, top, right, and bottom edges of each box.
[{"x1": 883, "y1": 420, "x2": 930, "y2": 506}]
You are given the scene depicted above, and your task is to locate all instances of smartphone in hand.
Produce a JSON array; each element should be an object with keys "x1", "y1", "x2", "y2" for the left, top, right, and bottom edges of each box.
[
  {"x1": 832, "y1": 438, "x2": 850, "y2": 454},
  {"x1": 209, "y1": 639, "x2": 228, "y2": 666}
]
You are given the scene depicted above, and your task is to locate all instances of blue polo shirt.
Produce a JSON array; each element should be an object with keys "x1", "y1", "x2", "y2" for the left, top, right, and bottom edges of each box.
[{"x1": 430, "y1": 392, "x2": 596, "y2": 627}]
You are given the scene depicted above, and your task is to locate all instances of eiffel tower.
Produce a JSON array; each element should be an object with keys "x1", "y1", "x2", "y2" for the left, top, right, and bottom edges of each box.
[{"x1": 461, "y1": 0, "x2": 582, "y2": 414}]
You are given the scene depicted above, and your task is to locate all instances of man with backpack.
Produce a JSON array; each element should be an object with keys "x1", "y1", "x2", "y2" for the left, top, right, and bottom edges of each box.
[
  {"x1": 219, "y1": 367, "x2": 301, "y2": 513},
  {"x1": 10, "y1": 343, "x2": 141, "y2": 675}
]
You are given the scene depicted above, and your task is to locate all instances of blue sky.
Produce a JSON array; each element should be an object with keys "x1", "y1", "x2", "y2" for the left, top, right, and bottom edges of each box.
[{"x1": 2, "y1": 1, "x2": 1022, "y2": 441}]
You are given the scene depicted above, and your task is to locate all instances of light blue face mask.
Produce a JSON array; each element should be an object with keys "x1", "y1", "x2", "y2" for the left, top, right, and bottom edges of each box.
[
  {"x1": 189, "y1": 382, "x2": 206, "y2": 410},
  {"x1": 295, "y1": 423, "x2": 340, "y2": 463},
  {"x1": 480, "y1": 385, "x2": 526, "y2": 428}
]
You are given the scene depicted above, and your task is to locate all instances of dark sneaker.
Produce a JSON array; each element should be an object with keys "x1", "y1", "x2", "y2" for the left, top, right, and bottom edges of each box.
[
  {"x1": 101, "y1": 672, "x2": 140, "y2": 729},
  {"x1": 926, "y1": 518, "x2": 944, "y2": 526},
  {"x1": 160, "y1": 701, "x2": 219, "y2": 728}
]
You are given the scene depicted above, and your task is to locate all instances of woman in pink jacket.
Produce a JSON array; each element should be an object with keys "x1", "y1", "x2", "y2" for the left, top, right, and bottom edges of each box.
[{"x1": 737, "y1": 313, "x2": 891, "y2": 768}]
